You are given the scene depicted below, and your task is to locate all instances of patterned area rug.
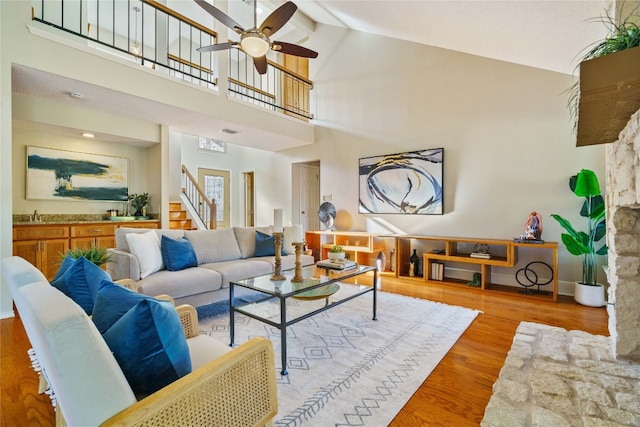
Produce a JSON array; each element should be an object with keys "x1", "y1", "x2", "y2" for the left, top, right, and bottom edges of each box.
[{"x1": 199, "y1": 285, "x2": 480, "y2": 427}]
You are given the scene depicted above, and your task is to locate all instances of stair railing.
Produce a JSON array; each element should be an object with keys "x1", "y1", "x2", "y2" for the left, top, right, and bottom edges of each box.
[{"x1": 182, "y1": 165, "x2": 216, "y2": 229}]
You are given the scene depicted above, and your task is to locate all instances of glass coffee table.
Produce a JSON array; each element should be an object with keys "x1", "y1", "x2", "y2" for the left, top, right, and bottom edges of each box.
[{"x1": 230, "y1": 264, "x2": 378, "y2": 375}]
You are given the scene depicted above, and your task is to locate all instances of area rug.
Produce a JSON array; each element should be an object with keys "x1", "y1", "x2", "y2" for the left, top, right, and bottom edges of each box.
[{"x1": 198, "y1": 285, "x2": 480, "y2": 426}]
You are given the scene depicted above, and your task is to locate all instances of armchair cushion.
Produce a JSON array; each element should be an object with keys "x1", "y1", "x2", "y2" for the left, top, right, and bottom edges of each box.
[
  {"x1": 50, "y1": 257, "x2": 111, "y2": 315},
  {"x1": 102, "y1": 298, "x2": 192, "y2": 395},
  {"x1": 52, "y1": 255, "x2": 76, "y2": 282},
  {"x1": 161, "y1": 235, "x2": 198, "y2": 271},
  {"x1": 92, "y1": 281, "x2": 154, "y2": 333}
]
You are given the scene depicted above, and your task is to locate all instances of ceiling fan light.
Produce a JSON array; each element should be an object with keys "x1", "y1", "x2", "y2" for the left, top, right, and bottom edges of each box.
[{"x1": 240, "y1": 33, "x2": 270, "y2": 57}]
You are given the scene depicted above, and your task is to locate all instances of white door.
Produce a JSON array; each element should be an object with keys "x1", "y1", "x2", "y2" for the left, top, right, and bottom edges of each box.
[{"x1": 298, "y1": 164, "x2": 320, "y2": 232}]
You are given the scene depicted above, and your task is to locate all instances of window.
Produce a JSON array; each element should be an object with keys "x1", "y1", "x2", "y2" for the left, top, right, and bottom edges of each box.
[{"x1": 198, "y1": 137, "x2": 226, "y2": 153}]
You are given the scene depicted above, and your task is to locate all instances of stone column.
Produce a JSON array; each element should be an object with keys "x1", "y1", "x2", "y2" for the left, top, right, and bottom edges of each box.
[{"x1": 606, "y1": 109, "x2": 640, "y2": 361}]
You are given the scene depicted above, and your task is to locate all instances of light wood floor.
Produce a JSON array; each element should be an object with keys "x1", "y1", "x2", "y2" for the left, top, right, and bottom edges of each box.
[{"x1": 1, "y1": 276, "x2": 609, "y2": 427}]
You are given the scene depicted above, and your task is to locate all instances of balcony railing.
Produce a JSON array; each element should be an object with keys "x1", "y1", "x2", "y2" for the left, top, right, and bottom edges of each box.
[
  {"x1": 31, "y1": 0, "x2": 313, "y2": 120},
  {"x1": 229, "y1": 49, "x2": 313, "y2": 120}
]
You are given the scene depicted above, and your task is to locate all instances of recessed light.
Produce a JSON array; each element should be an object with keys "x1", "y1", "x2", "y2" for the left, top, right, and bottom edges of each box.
[
  {"x1": 70, "y1": 92, "x2": 84, "y2": 99},
  {"x1": 81, "y1": 132, "x2": 95, "y2": 138}
]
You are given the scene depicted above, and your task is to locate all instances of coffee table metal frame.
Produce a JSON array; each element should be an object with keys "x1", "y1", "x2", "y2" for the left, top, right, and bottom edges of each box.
[{"x1": 230, "y1": 264, "x2": 378, "y2": 375}]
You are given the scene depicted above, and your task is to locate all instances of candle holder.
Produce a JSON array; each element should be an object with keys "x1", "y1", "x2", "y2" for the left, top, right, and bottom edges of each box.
[
  {"x1": 291, "y1": 242, "x2": 304, "y2": 283},
  {"x1": 271, "y1": 232, "x2": 286, "y2": 281}
]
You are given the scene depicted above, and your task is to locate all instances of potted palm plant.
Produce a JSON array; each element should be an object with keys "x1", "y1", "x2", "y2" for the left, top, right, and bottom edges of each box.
[
  {"x1": 61, "y1": 246, "x2": 112, "y2": 266},
  {"x1": 551, "y1": 169, "x2": 608, "y2": 306},
  {"x1": 570, "y1": 7, "x2": 640, "y2": 146}
]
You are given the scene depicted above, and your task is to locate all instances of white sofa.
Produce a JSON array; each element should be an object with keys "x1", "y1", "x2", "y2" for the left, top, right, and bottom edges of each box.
[
  {"x1": 2, "y1": 256, "x2": 278, "y2": 426},
  {"x1": 107, "y1": 226, "x2": 315, "y2": 307}
]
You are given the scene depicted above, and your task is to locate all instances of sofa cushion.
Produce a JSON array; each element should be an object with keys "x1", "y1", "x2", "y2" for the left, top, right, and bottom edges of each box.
[
  {"x1": 92, "y1": 281, "x2": 154, "y2": 333},
  {"x1": 102, "y1": 298, "x2": 192, "y2": 395},
  {"x1": 161, "y1": 235, "x2": 198, "y2": 271},
  {"x1": 283, "y1": 225, "x2": 304, "y2": 256},
  {"x1": 255, "y1": 231, "x2": 286, "y2": 257},
  {"x1": 186, "y1": 229, "x2": 242, "y2": 264},
  {"x1": 50, "y1": 257, "x2": 111, "y2": 315},
  {"x1": 200, "y1": 259, "x2": 273, "y2": 288},
  {"x1": 137, "y1": 268, "x2": 223, "y2": 299},
  {"x1": 233, "y1": 226, "x2": 272, "y2": 258},
  {"x1": 115, "y1": 228, "x2": 184, "y2": 253},
  {"x1": 126, "y1": 230, "x2": 164, "y2": 278}
]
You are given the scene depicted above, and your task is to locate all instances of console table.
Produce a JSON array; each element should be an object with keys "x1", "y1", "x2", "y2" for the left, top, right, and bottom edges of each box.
[{"x1": 306, "y1": 231, "x2": 558, "y2": 302}]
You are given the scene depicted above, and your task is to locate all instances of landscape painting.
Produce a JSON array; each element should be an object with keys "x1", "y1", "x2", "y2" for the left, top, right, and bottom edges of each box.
[
  {"x1": 359, "y1": 148, "x2": 444, "y2": 215},
  {"x1": 27, "y1": 146, "x2": 128, "y2": 201}
]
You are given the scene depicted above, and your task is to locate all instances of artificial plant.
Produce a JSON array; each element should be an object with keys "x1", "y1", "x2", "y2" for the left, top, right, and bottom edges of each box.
[{"x1": 551, "y1": 169, "x2": 608, "y2": 286}]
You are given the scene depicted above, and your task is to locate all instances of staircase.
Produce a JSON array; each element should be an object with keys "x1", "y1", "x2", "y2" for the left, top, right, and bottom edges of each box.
[{"x1": 169, "y1": 202, "x2": 194, "y2": 230}]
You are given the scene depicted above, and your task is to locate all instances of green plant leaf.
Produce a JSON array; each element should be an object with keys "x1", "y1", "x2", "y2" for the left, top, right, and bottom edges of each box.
[
  {"x1": 573, "y1": 169, "x2": 601, "y2": 198},
  {"x1": 560, "y1": 233, "x2": 588, "y2": 256}
]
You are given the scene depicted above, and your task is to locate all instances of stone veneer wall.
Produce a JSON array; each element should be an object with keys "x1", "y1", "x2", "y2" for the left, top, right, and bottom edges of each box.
[{"x1": 606, "y1": 108, "x2": 640, "y2": 361}]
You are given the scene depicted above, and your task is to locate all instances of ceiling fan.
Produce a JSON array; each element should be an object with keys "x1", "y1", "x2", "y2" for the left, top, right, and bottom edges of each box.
[{"x1": 195, "y1": 0, "x2": 318, "y2": 75}]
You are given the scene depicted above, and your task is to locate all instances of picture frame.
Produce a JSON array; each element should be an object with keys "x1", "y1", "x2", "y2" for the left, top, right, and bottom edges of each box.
[
  {"x1": 27, "y1": 146, "x2": 128, "y2": 201},
  {"x1": 358, "y1": 148, "x2": 444, "y2": 215}
]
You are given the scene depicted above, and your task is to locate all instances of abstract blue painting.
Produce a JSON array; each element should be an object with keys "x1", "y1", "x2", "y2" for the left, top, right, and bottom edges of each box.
[
  {"x1": 27, "y1": 146, "x2": 128, "y2": 201},
  {"x1": 359, "y1": 148, "x2": 443, "y2": 215}
]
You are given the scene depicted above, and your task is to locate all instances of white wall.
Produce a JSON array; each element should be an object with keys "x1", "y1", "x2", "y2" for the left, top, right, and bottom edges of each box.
[
  {"x1": 288, "y1": 24, "x2": 606, "y2": 286},
  {"x1": 179, "y1": 133, "x2": 296, "y2": 227}
]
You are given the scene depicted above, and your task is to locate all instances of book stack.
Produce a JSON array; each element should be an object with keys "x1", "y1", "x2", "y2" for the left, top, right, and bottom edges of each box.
[
  {"x1": 430, "y1": 262, "x2": 445, "y2": 280},
  {"x1": 470, "y1": 252, "x2": 491, "y2": 259},
  {"x1": 316, "y1": 259, "x2": 357, "y2": 270}
]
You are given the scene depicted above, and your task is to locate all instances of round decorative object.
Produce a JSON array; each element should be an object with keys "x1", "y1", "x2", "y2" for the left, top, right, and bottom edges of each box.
[
  {"x1": 473, "y1": 243, "x2": 490, "y2": 254},
  {"x1": 515, "y1": 261, "x2": 553, "y2": 294},
  {"x1": 318, "y1": 202, "x2": 336, "y2": 230},
  {"x1": 328, "y1": 251, "x2": 345, "y2": 261},
  {"x1": 292, "y1": 283, "x2": 340, "y2": 300}
]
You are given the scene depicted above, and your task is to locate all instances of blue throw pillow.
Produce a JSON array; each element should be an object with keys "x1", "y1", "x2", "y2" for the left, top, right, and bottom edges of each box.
[
  {"x1": 102, "y1": 299, "x2": 192, "y2": 395},
  {"x1": 52, "y1": 255, "x2": 76, "y2": 283},
  {"x1": 255, "y1": 231, "x2": 285, "y2": 257},
  {"x1": 161, "y1": 235, "x2": 198, "y2": 271},
  {"x1": 92, "y1": 281, "x2": 154, "y2": 333},
  {"x1": 50, "y1": 257, "x2": 111, "y2": 314}
]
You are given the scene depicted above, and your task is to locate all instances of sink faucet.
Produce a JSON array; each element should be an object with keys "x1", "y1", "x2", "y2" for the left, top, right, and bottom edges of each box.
[{"x1": 33, "y1": 210, "x2": 40, "y2": 222}]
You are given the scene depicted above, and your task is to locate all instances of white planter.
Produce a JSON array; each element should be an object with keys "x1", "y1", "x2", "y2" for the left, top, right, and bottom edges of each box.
[
  {"x1": 328, "y1": 251, "x2": 345, "y2": 261},
  {"x1": 574, "y1": 282, "x2": 606, "y2": 307}
]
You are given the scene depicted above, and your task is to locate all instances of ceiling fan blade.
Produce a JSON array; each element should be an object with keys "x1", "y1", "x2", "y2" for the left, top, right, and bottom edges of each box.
[
  {"x1": 197, "y1": 42, "x2": 237, "y2": 53},
  {"x1": 253, "y1": 55, "x2": 268, "y2": 74},
  {"x1": 194, "y1": 0, "x2": 244, "y2": 33},
  {"x1": 272, "y1": 41, "x2": 318, "y2": 58},
  {"x1": 259, "y1": 1, "x2": 297, "y2": 37}
]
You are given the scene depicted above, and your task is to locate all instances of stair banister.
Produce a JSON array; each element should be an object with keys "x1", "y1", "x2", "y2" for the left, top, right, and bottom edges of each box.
[{"x1": 181, "y1": 165, "x2": 217, "y2": 229}]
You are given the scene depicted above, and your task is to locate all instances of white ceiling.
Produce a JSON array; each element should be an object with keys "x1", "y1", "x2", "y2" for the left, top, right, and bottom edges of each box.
[
  {"x1": 293, "y1": 0, "x2": 614, "y2": 75},
  {"x1": 13, "y1": 0, "x2": 618, "y2": 148}
]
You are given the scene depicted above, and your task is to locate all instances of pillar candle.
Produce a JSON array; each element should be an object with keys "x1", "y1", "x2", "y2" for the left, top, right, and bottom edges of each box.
[
  {"x1": 292, "y1": 224, "x2": 303, "y2": 242},
  {"x1": 274, "y1": 208, "x2": 283, "y2": 233}
]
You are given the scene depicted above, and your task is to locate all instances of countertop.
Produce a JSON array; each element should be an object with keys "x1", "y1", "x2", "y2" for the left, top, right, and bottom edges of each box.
[{"x1": 13, "y1": 214, "x2": 159, "y2": 225}]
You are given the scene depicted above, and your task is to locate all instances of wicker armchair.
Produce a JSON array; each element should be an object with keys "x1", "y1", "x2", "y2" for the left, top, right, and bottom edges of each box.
[
  {"x1": 94, "y1": 292, "x2": 279, "y2": 427},
  {"x1": 52, "y1": 299, "x2": 278, "y2": 426},
  {"x1": 100, "y1": 337, "x2": 278, "y2": 426}
]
